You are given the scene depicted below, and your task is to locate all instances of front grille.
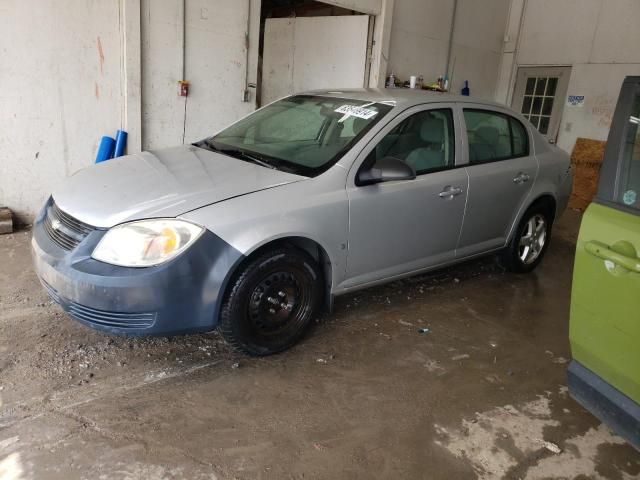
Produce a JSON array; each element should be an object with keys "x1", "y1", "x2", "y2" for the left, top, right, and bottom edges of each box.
[
  {"x1": 42, "y1": 279, "x2": 156, "y2": 330},
  {"x1": 67, "y1": 303, "x2": 157, "y2": 329},
  {"x1": 43, "y1": 201, "x2": 95, "y2": 250},
  {"x1": 41, "y1": 279, "x2": 61, "y2": 304}
]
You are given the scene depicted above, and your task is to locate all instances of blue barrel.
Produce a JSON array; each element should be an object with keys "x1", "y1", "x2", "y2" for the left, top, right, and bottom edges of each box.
[
  {"x1": 114, "y1": 130, "x2": 128, "y2": 158},
  {"x1": 95, "y1": 136, "x2": 116, "y2": 163}
]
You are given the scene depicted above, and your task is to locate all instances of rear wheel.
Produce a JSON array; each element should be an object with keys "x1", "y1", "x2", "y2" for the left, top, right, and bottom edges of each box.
[
  {"x1": 501, "y1": 204, "x2": 553, "y2": 273},
  {"x1": 219, "y1": 247, "x2": 322, "y2": 356}
]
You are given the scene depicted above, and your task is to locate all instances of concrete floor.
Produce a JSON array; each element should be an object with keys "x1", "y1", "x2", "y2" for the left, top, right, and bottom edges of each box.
[{"x1": 0, "y1": 211, "x2": 638, "y2": 480}]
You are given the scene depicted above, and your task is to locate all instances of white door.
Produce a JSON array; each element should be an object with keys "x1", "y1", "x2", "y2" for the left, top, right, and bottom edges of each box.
[
  {"x1": 261, "y1": 15, "x2": 371, "y2": 106},
  {"x1": 511, "y1": 67, "x2": 571, "y2": 143}
]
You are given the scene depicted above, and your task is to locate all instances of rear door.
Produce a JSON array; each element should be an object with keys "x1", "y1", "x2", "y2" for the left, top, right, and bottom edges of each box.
[
  {"x1": 456, "y1": 107, "x2": 538, "y2": 258},
  {"x1": 570, "y1": 77, "x2": 640, "y2": 406}
]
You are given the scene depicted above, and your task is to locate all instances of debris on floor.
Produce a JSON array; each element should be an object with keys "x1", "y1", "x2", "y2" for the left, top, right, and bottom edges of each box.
[
  {"x1": 434, "y1": 390, "x2": 632, "y2": 480},
  {"x1": 542, "y1": 440, "x2": 562, "y2": 454},
  {"x1": 451, "y1": 353, "x2": 470, "y2": 361}
]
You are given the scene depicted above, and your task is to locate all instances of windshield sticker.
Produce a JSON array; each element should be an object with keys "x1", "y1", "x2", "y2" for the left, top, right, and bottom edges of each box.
[
  {"x1": 623, "y1": 189, "x2": 637, "y2": 206},
  {"x1": 335, "y1": 105, "x2": 378, "y2": 120}
]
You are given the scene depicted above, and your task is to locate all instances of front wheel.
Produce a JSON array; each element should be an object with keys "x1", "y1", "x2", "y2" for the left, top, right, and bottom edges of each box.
[
  {"x1": 218, "y1": 247, "x2": 322, "y2": 356},
  {"x1": 501, "y1": 205, "x2": 552, "y2": 273}
]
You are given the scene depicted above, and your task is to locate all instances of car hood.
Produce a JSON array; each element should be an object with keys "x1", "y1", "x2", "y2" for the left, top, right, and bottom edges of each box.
[{"x1": 52, "y1": 145, "x2": 305, "y2": 228}]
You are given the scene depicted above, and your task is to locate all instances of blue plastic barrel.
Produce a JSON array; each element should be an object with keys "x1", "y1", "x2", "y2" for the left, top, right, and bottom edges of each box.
[
  {"x1": 114, "y1": 130, "x2": 128, "y2": 158},
  {"x1": 95, "y1": 136, "x2": 116, "y2": 163}
]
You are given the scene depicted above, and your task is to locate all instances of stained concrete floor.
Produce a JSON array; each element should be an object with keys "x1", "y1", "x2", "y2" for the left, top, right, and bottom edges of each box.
[{"x1": 0, "y1": 211, "x2": 639, "y2": 480}]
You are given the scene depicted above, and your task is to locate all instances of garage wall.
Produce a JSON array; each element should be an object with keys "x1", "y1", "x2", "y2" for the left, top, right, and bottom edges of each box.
[
  {"x1": 0, "y1": 0, "x2": 262, "y2": 221},
  {"x1": 449, "y1": 0, "x2": 511, "y2": 99},
  {"x1": 322, "y1": 0, "x2": 382, "y2": 15},
  {"x1": 497, "y1": 0, "x2": 640, "y2": 153},
  {"x1": 141, "y1": 0, "x2": 261, "y2": 150},
  {"x1": 0, "y1": 1, "x2": 125, "y2": 222},
  {"x1": 387, "y1": 0, "x2": 510, "y2": 99}
]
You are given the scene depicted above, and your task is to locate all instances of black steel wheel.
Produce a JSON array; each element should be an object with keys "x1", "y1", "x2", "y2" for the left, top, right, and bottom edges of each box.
[{"x1": 219, "y1": 247, "x2": 322, "y2": 356}]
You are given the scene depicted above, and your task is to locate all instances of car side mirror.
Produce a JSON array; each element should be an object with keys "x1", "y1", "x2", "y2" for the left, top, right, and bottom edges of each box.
[{"x1": 357, "y1": 157, "x2": 416, "y2": 186}]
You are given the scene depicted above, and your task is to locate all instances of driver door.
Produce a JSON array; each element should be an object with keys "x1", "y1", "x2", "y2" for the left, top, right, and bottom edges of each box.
[{"x1": 343, "y1": 104, "x2": 468, "y2": 289}]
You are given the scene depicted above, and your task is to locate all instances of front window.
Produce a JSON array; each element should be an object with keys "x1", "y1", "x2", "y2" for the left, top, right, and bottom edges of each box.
[
  {"x1": 199, "y1": 95, "x2": 393, "y2": 177},
  {"x1": 362, "y1": 109, "x2": 455, "y2": 175}
]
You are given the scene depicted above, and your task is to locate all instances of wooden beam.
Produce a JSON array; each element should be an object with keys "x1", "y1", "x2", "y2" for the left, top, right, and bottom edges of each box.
[{"x1": 0, "y1": 207, "x2": 13, "y2": 234}]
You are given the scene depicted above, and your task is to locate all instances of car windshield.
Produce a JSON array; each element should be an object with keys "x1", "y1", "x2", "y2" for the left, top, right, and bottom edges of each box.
[{"x1": 198, "y1": 95, "x2": 393, "y2": 177}]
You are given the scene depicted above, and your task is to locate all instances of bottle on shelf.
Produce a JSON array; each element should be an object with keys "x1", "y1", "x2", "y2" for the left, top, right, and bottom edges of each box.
[{"x1": 461, "y1": 80, "x2": 470, "y2": 96}]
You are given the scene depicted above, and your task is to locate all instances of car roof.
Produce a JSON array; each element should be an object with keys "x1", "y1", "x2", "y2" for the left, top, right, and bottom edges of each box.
[{"x1": 301, "y1": 88, "x2": 508, "y2": 110}]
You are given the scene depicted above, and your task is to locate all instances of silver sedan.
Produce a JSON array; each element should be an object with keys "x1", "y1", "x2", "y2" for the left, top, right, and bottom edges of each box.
[{"x1": 32, "y1": 89, "x2": 572, "y2": 355}]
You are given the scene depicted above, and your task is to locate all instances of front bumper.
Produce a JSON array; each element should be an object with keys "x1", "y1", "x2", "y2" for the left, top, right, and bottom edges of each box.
[
  {"x1": 31, "y1": 204, "x2": 243, "y2": 336},
  {"x1": 568, "y1": 360, "x2": 640, "y2": 451}
]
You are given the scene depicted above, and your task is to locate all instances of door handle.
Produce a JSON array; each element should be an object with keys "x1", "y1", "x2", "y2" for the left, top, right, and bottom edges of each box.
[
  {"x1": 439, "y1": 186, "x2": 463, "y2": 198},
  {"x1": 513, "y1": 172, "x2": 531, "y2": 184},
  {"x1": 585, "y1": 240, "x2": 640, "y2": 273}
]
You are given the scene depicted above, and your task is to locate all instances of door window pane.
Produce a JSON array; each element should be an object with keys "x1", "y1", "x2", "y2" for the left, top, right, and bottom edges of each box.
[
  {"x1": 464, "y1": 110, "x2": 529, "y2": 163},
  {"x1": 518, "y1": 75, "x2": 561, "y2": 137},
  {"x1": 369, "y1": 109, "x2": 455, "y2": 175},
  {"x1": 535, "y1": 78, "x2": 548, "y2": 96},
  {"x1": 525, "y1": 77, "x2": 536, "y2": 95},
  {"x1": 539, "y1": 116, "x2": 550, "y2": 134},
  {"x1": 530, "y1": 115, "x2": 540, "y2": 129},
  {"x1": 532, "y1": 97, "x2": 543, "y2": 115},
  {"x1": 617, "y1": 95, "x2": 640, "y2": 209},
  {"x1": 464, "y1": 110, "x2": 511, "y2": 163},
  {"x1": 522, "y1": 96, "x2": 533, "y2": 115}
]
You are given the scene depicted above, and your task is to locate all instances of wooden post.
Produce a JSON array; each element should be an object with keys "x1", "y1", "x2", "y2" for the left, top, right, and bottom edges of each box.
[{"x1": 0, "y1": 207, "x2": 13, "y2": 234}]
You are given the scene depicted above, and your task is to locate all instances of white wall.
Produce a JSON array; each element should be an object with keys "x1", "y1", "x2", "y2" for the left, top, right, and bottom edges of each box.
[
  {"x1": 262, "y1": 16, "x2": 371, "y2": 105},
  {"x1": 0, "y1": 0, "x2": 262, "y2": 220},
  {"x1": 141, "y1": 0, "x2": 261, "y2": 150},
  {"x1": 387, "y1": 0, "x2": 509, "y2": 99},
  {"x1": 497, "y1": 0, "x2": 640, "y2": 153},
  {"x1": 0, "y1": 1, "x2": 125, "y2": 221},
  {"x1": 449, "y1": 0, "x2": 510, "y2": 99},
  {"x1": 9, "y1": 0, "x2": 636, "y2": 219}
]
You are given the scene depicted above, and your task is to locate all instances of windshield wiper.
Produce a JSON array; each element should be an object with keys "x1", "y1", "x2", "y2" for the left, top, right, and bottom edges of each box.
[
  {"x1": 224, "y1": 149, "x2": 277, "y2": 170},
  {"x1": 199, "y1": 140, "x2": 276, "y2": 170}
]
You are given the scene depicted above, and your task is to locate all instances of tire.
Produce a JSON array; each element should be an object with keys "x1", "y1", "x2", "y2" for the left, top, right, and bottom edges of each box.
[
  {"x1": 501, "y1": 203, "x2": 553, "y2": 273},
  {"x1": 218, "y1": 247, "x2": 322, "y2": 356}
]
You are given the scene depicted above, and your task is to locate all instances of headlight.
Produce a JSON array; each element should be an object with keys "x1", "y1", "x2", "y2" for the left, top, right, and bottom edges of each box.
[{"x1": 92, "y1": 219, "x2": 204, "y2": 267}]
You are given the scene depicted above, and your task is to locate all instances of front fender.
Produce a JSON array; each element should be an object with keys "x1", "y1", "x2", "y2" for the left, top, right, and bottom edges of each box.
[{"x1": 180, "y1": 170, "x2": 349, "y2": 295}]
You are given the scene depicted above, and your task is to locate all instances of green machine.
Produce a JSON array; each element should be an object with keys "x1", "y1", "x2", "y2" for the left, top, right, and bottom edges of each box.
[{"x1": 569, "y1": 76, "x2": 640, "y2": 450}]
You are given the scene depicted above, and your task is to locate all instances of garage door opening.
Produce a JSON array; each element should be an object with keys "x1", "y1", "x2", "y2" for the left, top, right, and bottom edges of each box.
[{"x1": 258, "y1": 0, "x2": 374, "y2": 106}]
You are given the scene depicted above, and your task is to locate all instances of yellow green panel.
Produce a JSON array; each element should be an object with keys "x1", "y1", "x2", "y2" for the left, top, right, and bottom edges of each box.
[{"x1": 570, "y1": 202, "x2": 640, "y2": 403}]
